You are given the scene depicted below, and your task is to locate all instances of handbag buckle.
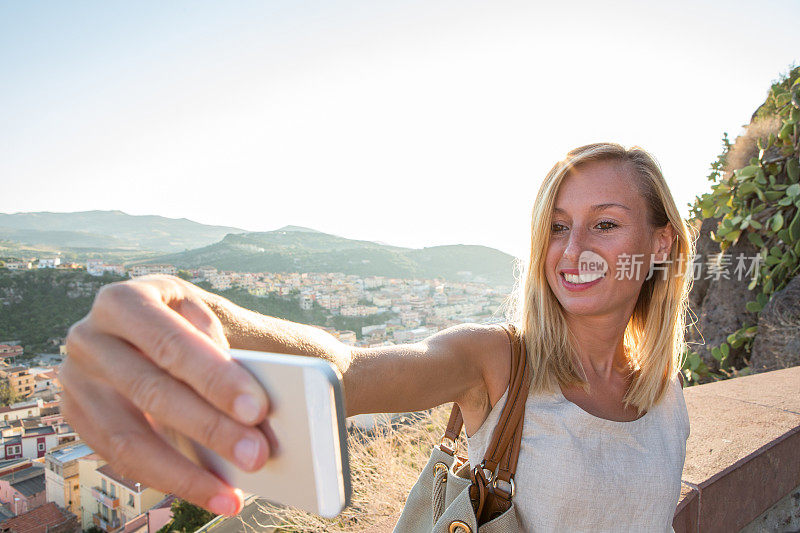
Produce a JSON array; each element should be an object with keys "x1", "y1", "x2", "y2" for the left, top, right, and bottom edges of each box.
[
  {"x1": 473, "y1": 461, "x2": 494, "y2": 484},
  {"x1": 440, "y1": 436, "x2": 457, "y2": 455},
  {"x1": 491, "y1": 476, "x2": 515, "y2": 499}
]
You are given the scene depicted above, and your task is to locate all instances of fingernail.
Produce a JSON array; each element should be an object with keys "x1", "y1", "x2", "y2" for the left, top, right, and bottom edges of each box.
[
  {"x1": 234, "y1": 436, "x2": 260, "y2": 470},
  {"x1": 233, "y1": 394, "x2": 262, "y2": 425},
  {"x1": 207, "y1": 493, "x2": 237, "y2": 516}
]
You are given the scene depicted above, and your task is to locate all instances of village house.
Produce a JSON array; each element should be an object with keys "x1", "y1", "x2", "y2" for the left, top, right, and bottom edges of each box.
[
  {"x1": 29, "y1": 370, "x2": 60, "y2": 398},
  {"x1": 0, "y1": 368, "x2": 35, "y2": 400},
  {"x1": 36, "y1": 258, "x2": 61, "y2": 269},
  {"x1": 2, "y1": 262, "x2": 32, "y2": 271},
  {"x1": 86, "y1": 261, "x2": 127, "y2": 277},
  {"x1": 78, "y1": 454, "x2": 165, "y2": 532},
  {"x1": 0, "y1": 400, "x2": 42, "y2": 424},
  {"x1": 44, "y1": 441, "x2": 93, "y2": 520},
  {"x1": 0, "y1": 500, "x2": 79, "y2": 532},
  {"x1": 0, "y1": 426, "x2": 59, "y2": 461},
  {"x1": 129, "y1": 265, "x2": 176, "y2": 278},
  {"x1": 0, "y1": 462, "x2": 46, "y2": 516},
  {"x1": 0, "y1": 346, "x2": 23, "y2": 361}
]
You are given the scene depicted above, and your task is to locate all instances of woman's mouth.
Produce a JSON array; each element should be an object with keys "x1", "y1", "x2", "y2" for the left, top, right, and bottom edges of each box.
[{"x1": 559, "y1": 270, "x2": 606, "y2": 291}]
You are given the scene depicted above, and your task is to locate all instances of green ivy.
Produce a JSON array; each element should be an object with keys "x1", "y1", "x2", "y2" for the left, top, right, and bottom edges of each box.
[
  {"x1": 681, "y1": 344, "x2": 753, "y2": 386},
  {"x1": 688, "y1": 133, "x2": 732, "y2": 222},
  {"x1": 683, "y1": 66, "x2": 800, "y2": 385}
]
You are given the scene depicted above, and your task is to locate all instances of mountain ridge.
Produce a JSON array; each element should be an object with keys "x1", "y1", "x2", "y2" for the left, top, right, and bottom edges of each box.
[
  {"x1": 0, "y1": 210, "x2": 246, "y2": 252},
  {"x1": 1, "y1": 211, "x2": 517, "y2": 285},
  {"x1": 145, "y1": 228, "x2": 517, "y2": 285}
]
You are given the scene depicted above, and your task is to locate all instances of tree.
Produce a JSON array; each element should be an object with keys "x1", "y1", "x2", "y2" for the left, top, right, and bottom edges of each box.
[
  {"x1": 156, "y1": 499, "x2": 217, "y2": 532},
  {"x1": 0, "y1": 380, "x2": 19, "y2": 407}
]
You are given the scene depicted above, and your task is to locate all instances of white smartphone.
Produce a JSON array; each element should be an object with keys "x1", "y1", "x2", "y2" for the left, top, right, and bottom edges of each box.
[{"x1": 164, "y1": 350, "x2": 351, "y2": 518}]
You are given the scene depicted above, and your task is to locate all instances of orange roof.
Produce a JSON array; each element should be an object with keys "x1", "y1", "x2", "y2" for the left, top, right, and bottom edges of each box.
[
  {"x1": 96, "y1": 464, "x2": 148, "y2": 492},
  {"x1": 0, "y1": 403, "x2": 37, "y2": 415},
  {"x1": 0, "y1": 501, "x2": 75, "y2": 533}
]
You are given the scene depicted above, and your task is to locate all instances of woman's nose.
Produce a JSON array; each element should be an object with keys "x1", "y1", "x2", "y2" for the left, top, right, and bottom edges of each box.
[{"x1": 563, "y1": 226, "x2": 587, "y2": 262}]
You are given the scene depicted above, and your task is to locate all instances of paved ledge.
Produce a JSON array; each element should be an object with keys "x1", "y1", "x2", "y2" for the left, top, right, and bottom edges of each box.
[{"x1": 673, "y1": 365, "x2": 800, "y2": 533}]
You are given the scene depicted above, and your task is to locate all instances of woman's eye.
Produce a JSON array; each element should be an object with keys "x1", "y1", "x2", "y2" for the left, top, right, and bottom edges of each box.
[
  {"x1": 551, "y1": 222, "x2": 616, "y2": 233},
  {"x1": 597, "y1": 220, "x2": 617, "y2": 232}
]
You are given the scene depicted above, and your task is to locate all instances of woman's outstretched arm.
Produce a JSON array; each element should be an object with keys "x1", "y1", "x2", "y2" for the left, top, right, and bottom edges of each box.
[
  {"x1": 209, "y1": 292, "x2": 496, "y2": 416},
  {"x1": 59, "y1": 274, "x2": 506, "y2": 517}
]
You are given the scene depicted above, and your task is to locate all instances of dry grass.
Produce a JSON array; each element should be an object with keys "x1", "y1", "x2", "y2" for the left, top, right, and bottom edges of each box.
[
  {"x1": 725, "y1": 115, "x2": 783, "y2": 175},
  {"x1": 247, "y1": 405, "x2": 466, "y2": 532}
]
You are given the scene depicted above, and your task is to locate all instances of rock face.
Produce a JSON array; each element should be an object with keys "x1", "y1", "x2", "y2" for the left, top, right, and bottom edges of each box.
[
  {"x1": 686, "y1": 217, "x2": 760, "y2": 370},
  {"x1": 749, "y1": 274, "x2": 800, "y2": 373},
  {"x1": 687, "y1": 217, "x2": 720, "y2": 316}
]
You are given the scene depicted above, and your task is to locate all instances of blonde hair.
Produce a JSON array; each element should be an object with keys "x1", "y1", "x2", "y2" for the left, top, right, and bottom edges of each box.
[{"x1": 511, "y1": 142, "x2": 696, "y2": 415}]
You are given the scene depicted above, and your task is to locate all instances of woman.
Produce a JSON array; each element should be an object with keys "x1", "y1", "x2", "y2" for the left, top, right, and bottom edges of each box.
[{"x1": 59, "y1": 142, "x2": 693, "y2": 531}]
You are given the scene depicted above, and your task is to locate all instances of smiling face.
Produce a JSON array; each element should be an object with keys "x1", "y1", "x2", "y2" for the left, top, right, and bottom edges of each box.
[{"x1": 545, "y1": 159, "x2": 675, "y2": 318}]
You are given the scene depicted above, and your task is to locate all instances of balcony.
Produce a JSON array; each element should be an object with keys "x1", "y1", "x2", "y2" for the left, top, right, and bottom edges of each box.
[
  {"x1": 91, "y1": 486, "x2": 119, "y2": 509},
  {"x1": 93, "y1": 511, "x2": 120, "y2": 531}
]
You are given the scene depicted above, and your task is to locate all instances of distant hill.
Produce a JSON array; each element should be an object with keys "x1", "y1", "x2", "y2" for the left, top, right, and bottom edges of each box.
[
  {"x1": 147, "y1": 229, "x2": 517, "y2": 286},
  {"x1": 274, "y1": 225, "x2": 322, "y2": 233},
  {"x1": 0, "y1": 210, "x2": 246, "y2": 252},
  {"x1": 0, "y1": 211, "x2": 517, "y2": 284}
]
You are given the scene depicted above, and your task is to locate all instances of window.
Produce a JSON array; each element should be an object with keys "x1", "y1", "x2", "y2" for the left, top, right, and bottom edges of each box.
[
  {"x1": 110, "y1": 484, "x2": 116, "y2": 498},
  {"x1": 101, "y1": 479, "x2": 107, "y2": 492},
  {"x1": 128, "y1": 493, "x2": 134, "y2": 507},
  {"x1": 37, "y1": 442, "x2": 45, "y2": 451}
]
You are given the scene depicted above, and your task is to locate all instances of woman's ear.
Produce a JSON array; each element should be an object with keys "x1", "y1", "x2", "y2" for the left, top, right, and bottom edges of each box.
[{"x1": 652, "y1": 224, "x2": 676, "y2": 263}]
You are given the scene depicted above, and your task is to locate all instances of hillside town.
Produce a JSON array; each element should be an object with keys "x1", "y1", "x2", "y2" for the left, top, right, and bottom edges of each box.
[
  {"x1": 2, "y1": 257, "x2": 513, "y2": 348},
  {"x1": 0, "y1": 256, "x2": 512, "y2": 531},
  {"x1": 0, "y1": 353, "x2": 175, "y2": 532}
]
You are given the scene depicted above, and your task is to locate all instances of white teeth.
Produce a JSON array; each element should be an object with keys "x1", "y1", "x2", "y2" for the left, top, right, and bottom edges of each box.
[{"x1": 564, "y1": 272, "x2": 605, "y2": 284}]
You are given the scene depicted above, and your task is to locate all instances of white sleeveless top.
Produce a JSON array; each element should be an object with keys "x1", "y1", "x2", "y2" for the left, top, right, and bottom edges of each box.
[{"x1": 467, "y1": 371, "x2": 690, "y2": 532}]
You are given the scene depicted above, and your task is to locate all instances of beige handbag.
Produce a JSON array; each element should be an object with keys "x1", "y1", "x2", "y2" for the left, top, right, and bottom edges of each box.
[{"x1": 394, "y1": 323, "x2": 531, "y2": 533}]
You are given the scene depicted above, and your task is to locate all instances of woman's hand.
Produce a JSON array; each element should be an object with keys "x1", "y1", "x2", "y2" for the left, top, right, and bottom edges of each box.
[{"x1": 59, "y1": 275, "x2": 271, "y2": 516}]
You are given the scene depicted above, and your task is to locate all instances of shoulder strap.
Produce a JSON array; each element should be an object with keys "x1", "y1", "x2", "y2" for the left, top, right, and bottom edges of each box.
[
  {"x1": 439, "y1": 323, "x2": 531, "y2": 500},
  {"x1": 440, "y1": 323, "x2": 513, "y2": 456},
  {"x1": 470, "y1": 323, "x2": 530, "y2": 522},
  {"x1": 441, "y1": 404, "x2": 463, "y2": 455},
  {"x1": 479, "y1": 323, "x2": 529, "y2": 475}
]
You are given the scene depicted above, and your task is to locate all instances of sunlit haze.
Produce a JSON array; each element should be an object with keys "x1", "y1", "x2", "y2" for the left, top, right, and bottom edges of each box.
[{"x1": 2, "y1": 1, "x2": 799, "y2": 258}]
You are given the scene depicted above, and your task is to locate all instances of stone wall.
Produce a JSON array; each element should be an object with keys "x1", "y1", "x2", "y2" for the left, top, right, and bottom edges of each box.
[
  {"x1": 740, "y1": 481, "x2": 800, "y2": 533},
  {"x1": 672, "y1": 366, "x2": 800, "y2": 532}
]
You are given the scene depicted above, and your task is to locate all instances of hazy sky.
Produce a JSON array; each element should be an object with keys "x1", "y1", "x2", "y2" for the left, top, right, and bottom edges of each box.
[{"x1": 2, "y1": 1, "x2": 798, "y2": 258}]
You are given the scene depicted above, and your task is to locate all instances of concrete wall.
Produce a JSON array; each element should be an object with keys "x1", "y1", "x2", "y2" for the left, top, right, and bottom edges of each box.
[
  {"x1": 672, "y1": 365, "x2": 800, "y2": 532},
  {"x1": 740, "y1": 480, "x2": 800, "y2": 532}
]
